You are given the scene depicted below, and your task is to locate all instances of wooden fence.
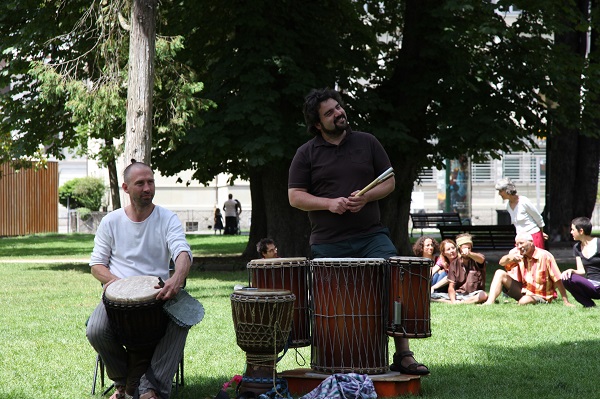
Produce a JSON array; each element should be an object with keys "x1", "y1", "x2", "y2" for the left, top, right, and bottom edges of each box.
[{"x1": 0, "y1": 162, "x2": 58, "y2": 236}]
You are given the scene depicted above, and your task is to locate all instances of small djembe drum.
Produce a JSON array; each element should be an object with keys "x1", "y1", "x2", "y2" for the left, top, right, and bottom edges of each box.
[
  {"x1": 103, "y1": 276, "x2": 169, "y2": 393},
  {"x1": 230, "y1": 288, "x2": 295, "y2": 396},
  {"x1": 387, "y1": 256, "x2": 432, "y2": 338},
  {"x1": 247, "y1": 257, "x2": 311, "y2": 348},
  {"x1": 310, "y1": 258, "x2": 389, "y2": 374}
]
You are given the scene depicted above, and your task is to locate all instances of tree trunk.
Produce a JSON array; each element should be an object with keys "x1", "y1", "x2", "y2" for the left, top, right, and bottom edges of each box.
[
  {"x1": 125, "y1": 0, "x2": 156, "y2": 166},
  {"x1": 547, "y1": 1, "x2": 589, "y2": 241},
  {"x1": 245, "y1": 162, "x2": 311, "y2": 260},
  {"x1": 104, "y1": 138, "x2": 121, "y2": 210},
  {"x1": 242, "y1": 169, "x2": 267, "y2": 260}
]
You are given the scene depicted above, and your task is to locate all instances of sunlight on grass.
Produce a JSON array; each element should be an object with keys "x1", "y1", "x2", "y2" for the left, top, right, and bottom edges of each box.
[{"x1": 0, "y1": 233, "x2": 248, "y2": 259}]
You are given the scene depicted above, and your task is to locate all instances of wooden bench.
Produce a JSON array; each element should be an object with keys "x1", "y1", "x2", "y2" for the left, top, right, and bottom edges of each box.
[
  {"x1": 438, "y1": 225, "x2": 517, "y2": 250},
  {"x1": 409, "y1": 212, "x2": 462, "y2": 237}
]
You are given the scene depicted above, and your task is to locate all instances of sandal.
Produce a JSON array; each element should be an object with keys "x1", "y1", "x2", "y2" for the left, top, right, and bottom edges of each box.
[{"x1": 390, "y1": 350, "x2": 430, "y2": 375}]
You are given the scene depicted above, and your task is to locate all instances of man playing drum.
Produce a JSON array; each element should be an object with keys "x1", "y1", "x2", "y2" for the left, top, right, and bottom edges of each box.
[
  {"x1": 288, "y1": 88, "x2": 429, "y2": 375},
  {"x1": 86, "y1": 161, "x2": 193, "y2": 399}
]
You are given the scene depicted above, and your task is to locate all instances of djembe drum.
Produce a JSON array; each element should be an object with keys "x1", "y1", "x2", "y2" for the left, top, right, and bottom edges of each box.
[
  {"x1": 103, "y1": 276, "x2": 169, "y2": 393},
  {"x1": 230, "y1": 288, "x2": 295, "y2": 396},
  {"x1": 247, "y1": 257, "x2": 310, "y2": 348},
  {"x1": 387, "y1": 256, "x2": 432, "y2": 338},
  {"x1": 310, "y1": 258, "x2": 388, "y2": 374}
]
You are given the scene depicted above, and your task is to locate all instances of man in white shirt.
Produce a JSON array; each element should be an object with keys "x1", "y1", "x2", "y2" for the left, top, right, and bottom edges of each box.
[{"x1": 86, "y1": 161, "x2": 192, "y2": 399}]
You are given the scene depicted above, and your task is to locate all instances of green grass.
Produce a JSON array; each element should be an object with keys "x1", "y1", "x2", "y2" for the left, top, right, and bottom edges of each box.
[
  {"x1": 0, "y1": 234, "x2": 597, "y2": 399},
  {"x1": 0, "y1": 233, "x2": 248, "y2": 259}
]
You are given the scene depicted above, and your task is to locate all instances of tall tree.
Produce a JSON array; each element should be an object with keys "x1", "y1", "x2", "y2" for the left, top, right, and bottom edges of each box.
[
  {"x1": 125, "y1": 0, "x2": 157, "y2": 165},
  {"x1": 0, "y1": 0, "x2": 212, "y2": 207}
]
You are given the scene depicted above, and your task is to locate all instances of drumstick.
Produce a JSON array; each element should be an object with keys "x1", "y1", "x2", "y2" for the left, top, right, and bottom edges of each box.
[{"x1": 355, "y1": 167, "x2": 394, "y2": 197}]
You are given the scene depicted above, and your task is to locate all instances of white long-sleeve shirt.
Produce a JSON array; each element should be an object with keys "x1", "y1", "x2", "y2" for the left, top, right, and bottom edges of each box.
[
  {"x1": 506, "y1": 195, "x2": 545, "y2": 234},
  {"x1": 90, "y1": 206, "x2": 192, "y2": 280}
]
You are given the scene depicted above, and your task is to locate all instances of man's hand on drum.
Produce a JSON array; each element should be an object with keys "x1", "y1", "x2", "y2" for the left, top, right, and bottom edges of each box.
[
  {"x1": 155, "y1": 277, "x2": 181, "y2": 300},
  {"x1": 347, "y1": 191, "x2": 368, "y2": 213}
]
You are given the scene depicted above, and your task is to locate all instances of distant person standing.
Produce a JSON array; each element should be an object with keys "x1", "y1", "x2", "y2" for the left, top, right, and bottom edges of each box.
[
  {"x1": 234, "y1": 198, "x2": 242, "y2": 234},
  {"x1": 223, "y1": 194, "x2": 238, "y2": 235},
  {"x1": 495, "y1": 177, "x2": 547, "y2": 249},
  {"x1": 213, "y1": 208, "x2": 224, "y2": 235}
]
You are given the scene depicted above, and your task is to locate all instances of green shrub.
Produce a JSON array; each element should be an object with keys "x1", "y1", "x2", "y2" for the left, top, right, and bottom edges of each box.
[{"x1": 59, "y1": 176, "x2": 106, "y2": 210}]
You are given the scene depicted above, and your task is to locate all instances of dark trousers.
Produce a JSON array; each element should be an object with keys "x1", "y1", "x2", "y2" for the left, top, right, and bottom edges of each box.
[{"x1": 225, "y1": 216, "x2": 237, "y2": 235}]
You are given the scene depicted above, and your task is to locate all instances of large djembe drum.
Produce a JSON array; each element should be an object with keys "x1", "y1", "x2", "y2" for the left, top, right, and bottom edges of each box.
[
  {"x1": 230, "y1": 288, "x2": 295, "y2": 396},
  {"x1": 247, "y1": 257, "x2": 310, "y2": 348},
  {"x1": 103, "y1": 276, "x2": 169, "y2": 393},
  {"x1": 387, "y1": 256, "x2": 432, "y2": 338},
  {"x1": 310, "y1": 258, "x2": 389, "y2": 374}
]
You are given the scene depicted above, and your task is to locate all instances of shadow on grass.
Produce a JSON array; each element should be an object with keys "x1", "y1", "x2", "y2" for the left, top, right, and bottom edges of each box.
[
  {"x1": 422, "y1": 339, "x2": 600, "y2": 398},
  {"x1": 29, "y1": 262, "x2": 92, "y2": 273}
]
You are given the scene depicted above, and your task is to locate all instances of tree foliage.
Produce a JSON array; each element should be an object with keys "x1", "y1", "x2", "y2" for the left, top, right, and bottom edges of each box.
[{"x1": 58, "y1": 176, "x2": 107, "y2": 210}]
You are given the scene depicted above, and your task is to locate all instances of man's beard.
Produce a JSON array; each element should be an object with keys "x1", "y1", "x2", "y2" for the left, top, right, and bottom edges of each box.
[{"x1": 321, "y1": 115, "x2": 348, "y2": 137}]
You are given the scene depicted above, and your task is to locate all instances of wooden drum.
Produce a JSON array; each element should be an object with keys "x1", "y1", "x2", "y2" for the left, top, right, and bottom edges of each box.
[
  {"x1": 310, "y1": 258, "x2": 388, "y2": 374},
  {"x1": 247, "y1": 257, "x2": 310, "y2": 348},
  {"x1": 387, "y1": 256, "x2": 432, "y2": 338},
  {"x1": 103, "y1": 275, "x2": 169, "y2": 348},
  {"x1": 103, "y1": 275, "x2": 169, "y2": 393},
  {"x1": 230, "y1": 288, "x2": 295, "y2": 396}
]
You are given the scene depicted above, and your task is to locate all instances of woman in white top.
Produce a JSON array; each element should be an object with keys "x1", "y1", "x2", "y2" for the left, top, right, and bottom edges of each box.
[{"x1": 495, "y1": 177, "x2": 547, "y2": 249}]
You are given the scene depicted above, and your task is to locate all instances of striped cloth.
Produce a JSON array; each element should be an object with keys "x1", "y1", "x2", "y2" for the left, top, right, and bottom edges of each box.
[{"x1": 299, "y1": 373, "x2": 377, "y2": 399}]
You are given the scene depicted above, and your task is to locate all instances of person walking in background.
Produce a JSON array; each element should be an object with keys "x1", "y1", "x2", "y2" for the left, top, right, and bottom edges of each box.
[
  {"x1": 561, "y1": 217, "x2": 600, "y2": 307},
  {"x1": 431, "y1": 234, "x2": 487, "y2": 304},
  {"x1": 289, "y1": 88, "x2": 428, "y2": 375},
  {"x1": 223, "y1": 194, "x2": 238, "y2": 235},
  {"x1": 256, "y1": 238, "x2": 278, "y2": 259},
  {"x1": 495, "y1": 177, "x2": 547, "y2": 249},
  {"x1": 482, "y1": 232, "x2": 573, "y2": 306},
  {"x1": 213, "y1": 208, "x2": 224, "y2": 235}
]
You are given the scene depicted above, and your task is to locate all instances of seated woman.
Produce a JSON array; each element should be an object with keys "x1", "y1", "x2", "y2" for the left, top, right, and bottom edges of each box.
[
  {"x1": 430, "y1": 239, "x2": 457, "y2": 294},
  {"x1": 412, "y1": 235, "x2": 439, "y2": 264},
  {"x1": 561, "y1": 216, "x2": 600, "y2": 307}
]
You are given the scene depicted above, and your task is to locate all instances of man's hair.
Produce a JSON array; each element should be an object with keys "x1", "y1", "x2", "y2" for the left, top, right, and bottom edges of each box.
[
  {"x1": 303, "y1": 88, "x2": 345, "y2": 136},
  {"x1": 123, "y1": 159, "x2": 152, "y2": 183},
  {"x1": 228, "y1": 194, "x2": 233, "y2": 199},
  {"x1": 572, "y1": 216, "x2": 593, "y2": 235},
  {"x1": 256, "y1": 238, "x2": 275, "y2": 256}
]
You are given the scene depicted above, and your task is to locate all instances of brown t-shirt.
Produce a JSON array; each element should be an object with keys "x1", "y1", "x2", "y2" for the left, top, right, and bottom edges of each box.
[
  {"x1": 288, "y1": 129, "x2": 391, "y2": 245},
  {"x1": 448, "y1": 256, "x2": 486, "y2": 294}
]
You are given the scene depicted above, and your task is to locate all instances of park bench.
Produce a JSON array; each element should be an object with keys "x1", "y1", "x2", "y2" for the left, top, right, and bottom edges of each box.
[
  {"x1": 409, "y1": 212, "x2": 462, "y2": 237},
  {"x1": 438, "y1": 224, "x2": 517, "y2": 250}
]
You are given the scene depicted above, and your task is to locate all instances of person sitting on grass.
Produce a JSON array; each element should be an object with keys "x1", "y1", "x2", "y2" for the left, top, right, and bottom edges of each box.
[
  {"x1": 430, "y1": 239, "x2": 456, "y2": 294},
  {"x1": 431, "y1": 234, "x2": 487, "y2": 304},
  {"x1": 482, "y1": 232, "x2": 573, "y2": 306},
  {"x1": 561, "y1": 216, "x2": 600, "y2": 307}
]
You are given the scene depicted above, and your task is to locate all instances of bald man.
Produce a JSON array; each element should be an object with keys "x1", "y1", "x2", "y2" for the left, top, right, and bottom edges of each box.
[{"x1": 482, "y1": 232, "x2": 573, "y2": 306}]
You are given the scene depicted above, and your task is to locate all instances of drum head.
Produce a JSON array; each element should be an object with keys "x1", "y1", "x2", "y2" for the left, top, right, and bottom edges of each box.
[
  {"x1": 231, "y1": 287, "x2": 294, "y2": 298},
  {"x1": 388, "y1": 256, "x2": 432, "y2": 266},
  {"x1": 104, "y1": 275, "x2": 162, "y2": 304},
  {"x1": 247, "y1": 257, "x2": 307, "y2": 268},
  {"x1": 311, "y1": 258, "x2": 386, "y2": 265}
]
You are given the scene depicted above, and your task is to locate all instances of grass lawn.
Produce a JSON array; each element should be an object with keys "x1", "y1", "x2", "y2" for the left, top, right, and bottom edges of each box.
[{"x1": 0, "y1": 234, "x2": 597, "y2": 399}]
